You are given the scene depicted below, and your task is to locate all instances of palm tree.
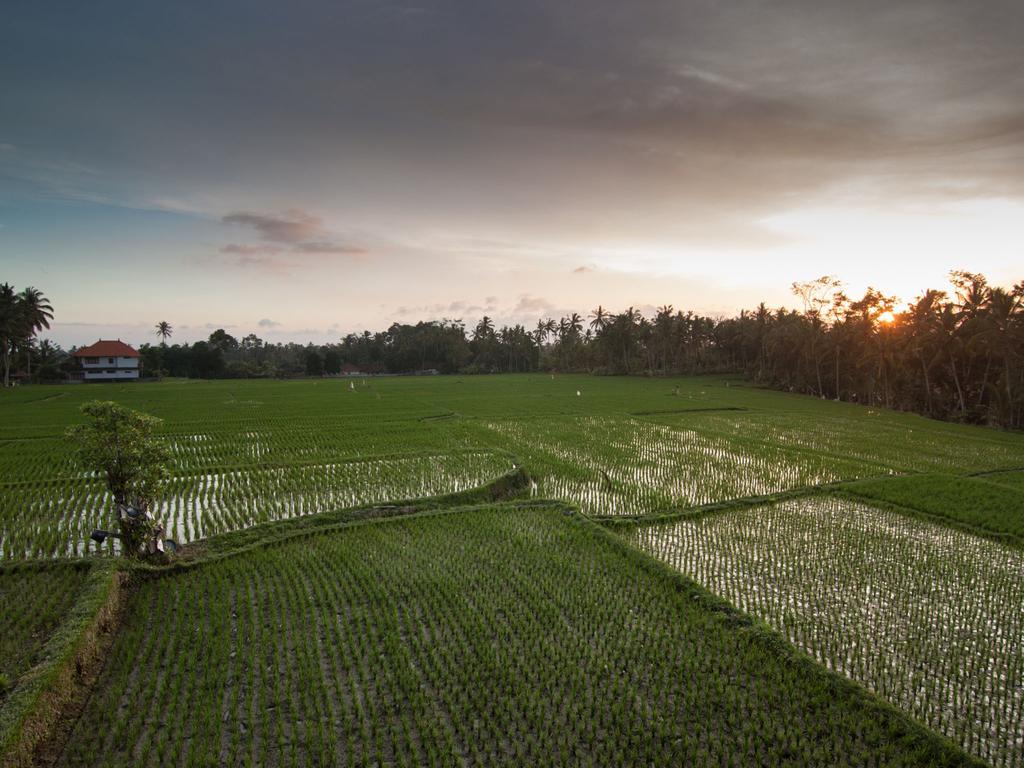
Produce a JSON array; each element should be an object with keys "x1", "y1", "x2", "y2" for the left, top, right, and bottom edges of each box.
[
  {"x1": 905, "y1": 290, "x2": 944, "y2": 415},
  {"x1": 19, "y1": 287, "x2": 53, "y2": 380},
  {"x1": 589, "y1": 305, "x2": 608, "y2": 332},
  {"x1": 155, "y1": 321, "x2": 173, "y2": 346},
  {"x1": 534, "y1": 319, "x2": 549, "y2": 345},
  {"x1": 37, "y1": 339, "x2": 59, "y2": 365},
  {"x1": 473, "y1": 316, "x2": 494, "y2": 340},
  {"x1": 972, "y1": 287, "x2": 1022, "y2": 425},
  {"x1": 557, "y1": 316, "x2": 570, "y2": 343},
  {"x1": 0, "y1": 283, "x2": 17, "y2": 387},
  {"x1": 652, "y1": 306, "x2": 675, "y2": 370},
  {"x1": 610, "y1": 309, "x2": 641, "y2": 373},
  {"x1": 568, "y1": 313, "x2": 583, "y2": 337}
]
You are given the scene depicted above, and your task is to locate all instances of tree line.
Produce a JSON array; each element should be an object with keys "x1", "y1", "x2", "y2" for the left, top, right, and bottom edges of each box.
[{"x1": 4, "y1": 273, "x2": 1022, "y2": 428}]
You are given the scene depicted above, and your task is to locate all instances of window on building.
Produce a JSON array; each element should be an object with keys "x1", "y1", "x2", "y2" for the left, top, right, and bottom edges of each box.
[
  {"x1": 85, "y1": 357, "x2": 99, "y2": 364},
  {"x1": 107, "y1": 357, "x2": 115, "y2": 363}
]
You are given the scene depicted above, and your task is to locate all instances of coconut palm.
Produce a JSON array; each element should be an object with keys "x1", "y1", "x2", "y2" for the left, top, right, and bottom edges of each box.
[
  {"x1": 473, "y1": 316, "x2": 494, "y2": 340},
  {"x1": 589, "y1": 306, "x2": 608, "y2": 332},
  {"x1": 155, "y1": 321, "x2": 173, "y2": 346},
  {"x1": 0, "y1": 283, "x2": 16, "y2": 386},
  {"x1": 970, "y1": 287, "x2": 1022, "y2": 424},
  {"x1": 20, "y1": 287, "x2": 53, "y2": 334},
  {"x1": 18, "y1": 287, "x2": 53, "y2": 379},
  {"x1": 534, "y1": 319, "x2": 549, "y2": 345}
]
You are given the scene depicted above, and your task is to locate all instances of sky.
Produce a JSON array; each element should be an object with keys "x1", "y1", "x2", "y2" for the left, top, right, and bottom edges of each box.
[{"x1": 1, "y1": 0, "x2": 1022, "y2": 347}]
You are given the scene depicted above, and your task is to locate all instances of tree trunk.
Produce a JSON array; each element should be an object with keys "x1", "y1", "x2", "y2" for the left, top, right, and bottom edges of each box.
[
  {"x1": 976, "y1": 355, "x2": 991, "y2": 408},
  {"x1": 949, "y1": 357, "x2": 966, "y2": 418},
  {"x1": 917, "y1": 348, "x2": 932, "y2": 415},
  {"x1": 834, "y1": 347, "x2": 841, "y2": 400},
  {"x1": 1005, "y1": 352, "x2": 1015, "y2": 428}
]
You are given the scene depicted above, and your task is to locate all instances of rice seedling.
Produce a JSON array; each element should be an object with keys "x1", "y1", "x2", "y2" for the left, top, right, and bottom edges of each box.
[
  {"x1": 0, "y1": 562, "x2": 91, "y2": 693},
  {"x1": 644, "y1": 410, "x2": 1024, "y2": 474},
  {"x1": 629, "y1": 496, "x2": 1024, "y2": 767},
  {"x1": 471, "y1": 416, "x2": 880, "y2": 516},
  {"x1": 981, "y1": 469, "x2": 1024, "y2": 491},
  {"x1": 841, "y1": 473, "x2": 1024, "y2": 545},
  {"x1": 1, "y1": 451, "x2": 514, "y2": 559}
]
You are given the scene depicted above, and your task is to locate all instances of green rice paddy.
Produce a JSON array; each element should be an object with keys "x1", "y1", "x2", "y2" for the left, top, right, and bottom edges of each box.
[{"x1": 1, "y1": 375, "x2": 1022, "y2": 766}]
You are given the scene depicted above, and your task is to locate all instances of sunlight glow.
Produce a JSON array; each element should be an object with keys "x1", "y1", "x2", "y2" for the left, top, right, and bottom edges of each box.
[{"x1": 759, "y1": 198, "x2": 1024, "y2": 302}]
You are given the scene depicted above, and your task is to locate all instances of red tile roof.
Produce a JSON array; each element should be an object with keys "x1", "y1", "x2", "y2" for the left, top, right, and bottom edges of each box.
[{"x1": 73, "y1": 339, "x2": 140, "y2": 358}]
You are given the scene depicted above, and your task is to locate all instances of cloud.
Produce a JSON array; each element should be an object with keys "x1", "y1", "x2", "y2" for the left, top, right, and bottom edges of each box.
[
  {"x1": 6, "y1": 0, "x2": 1024, "y2": 296},
  {"x1": 220, "y1": 243, "x2": 284, "y2": 255},
  {"x1": 223, "y1": 210, "x2": 325, "y2": 243},
  {"x1": 513, "y1": 295, "x2": 557, "y2": 314},
  {"x1": 572, "y1": 265, "x2": 591, "y2": 274},
  {"x1": 218, "y1": 209, "x2": 367, "y2": 266},
  {"x1": 258, "y1": 318, "x2": 281, "y2": 328},
  {"x1": 396, "y1": 300, "x2": 479, "y2": 317},
  {"x1": 231, "y1": 255, "x2": 290, "y2": 271},
  {"x1": 292, "y1": 241, "x2": 367, "y2": 255},
  {"x1": 201, "y1": 322, "x2": 235, "y2": 330},
  {"x1": 393, "y1": 296, "x2": 508, "y2": 319}
]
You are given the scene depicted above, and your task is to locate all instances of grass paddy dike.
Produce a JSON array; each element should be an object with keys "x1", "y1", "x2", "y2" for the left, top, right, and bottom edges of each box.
[{"x1": 1, "y1": 375, "x2": 1022, "y2": 766}]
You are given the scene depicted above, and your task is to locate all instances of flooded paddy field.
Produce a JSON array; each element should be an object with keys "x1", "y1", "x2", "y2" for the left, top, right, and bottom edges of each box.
[
  {"x1": 629, "y1": 496, "x2": 1024, "y2": 767},
  {"x1": 2, "y1": 375, "x2": 1022, "y2": 558}
]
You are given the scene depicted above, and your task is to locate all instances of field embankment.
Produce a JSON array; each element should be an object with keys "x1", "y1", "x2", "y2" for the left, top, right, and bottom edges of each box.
[{"x1": 0, "y1": 562, "x2": 125, "y2": 768}]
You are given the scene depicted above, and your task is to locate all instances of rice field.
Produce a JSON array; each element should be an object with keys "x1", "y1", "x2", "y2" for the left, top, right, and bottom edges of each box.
[
  {"x1": 1, "y1": 450, "x2": 514, "y2": 558},
  {"x1": 645, "y1": 410, "x2": 1024, "y2": 474},
  {"x1": 3, "y1": 376, "x2": 1022, "y2": 558},
  {"x1": 983, "y1": 470, "x2": 1024, "y2": 491},
  {"x1": 474, "y1": 416, "x2": 881, "y2": 516},
  {"x1": 0, "y1": 562, "x2": 91, "y2": 693},
  {"x1": 841, "y1": 473, "x2": 1024, "y2": 545},
  {"x1": 53, "y1": 506, "x2": 973, "y2": 768},
  {"x1": 3, "y1": 375, "x2": 1023, "y2": 766},
  {"x1": 628, "y1": 496, "x2": 1024, "y2": 767}
]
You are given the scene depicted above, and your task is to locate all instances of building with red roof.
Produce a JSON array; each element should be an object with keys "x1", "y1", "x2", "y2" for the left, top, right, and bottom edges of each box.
[{"x1": 72, "y1": 339, "x2": 141, "y2": 381}]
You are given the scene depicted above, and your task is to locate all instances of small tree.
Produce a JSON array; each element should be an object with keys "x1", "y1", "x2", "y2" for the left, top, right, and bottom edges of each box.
[{"x1": 66, "y1": 401, "x2": 170, "y2": 557}]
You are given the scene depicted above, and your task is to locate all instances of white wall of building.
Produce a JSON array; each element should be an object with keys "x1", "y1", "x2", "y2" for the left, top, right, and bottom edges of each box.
[
  {"x1": 82, "y1": 369, "x2": 141, "y2": 380},
  {"x1": 80, "y1": 356, "x2": 139, "y2": 369},
  {"x1": 78, "y1": 353, "x2": 140, "y2": 380}
]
